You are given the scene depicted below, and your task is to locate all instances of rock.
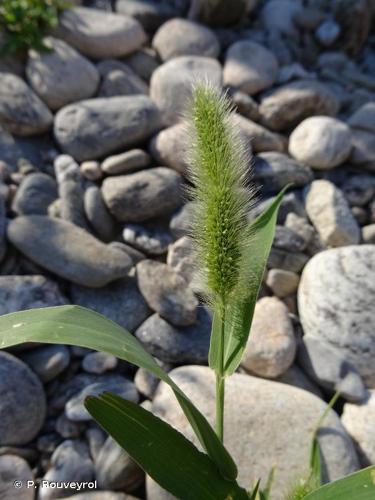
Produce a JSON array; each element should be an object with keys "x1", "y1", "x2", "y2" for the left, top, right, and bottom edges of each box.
[
  {"x1": 26, "y1": 37, "x2": 99, "y2": 110},
  {"x1": 348, "y1": 102, "x2": 375, "y2": 134},
  {"x1": 80, "y1": 161, "x2": 102, "y2": 181},
  {"x1": 167, "y1": 236, "x2": 197, "y2": 285},
  {"x1": 12, "y1": 173, "x2": 57, "y2": 215},
  {"x1": 0, "y1": 275, "x2": 68, "y2": 315},
  {"x1": 123, "y1": 223, "x2": 173, "y2": 255},
  {"x1": 0, "y1": 352, "x2": 46, "y2": 446},
  {"x1": 71, "y1": 278, "x2": 150, "y2": 333},
  {"x1": 54, "y1": 7, "x2": 146, "y2": 59},
  {"x1": 233, "y1": 115, "x2": 286, "y2": 153},
  {"x1": 97, "y1": 59, "x2": 148, "y2": 98},
  {"x1": 149, "y1": 123, "x2": 189, "y2": 174},
  {"x1": 0, "y1": 455, "x2": 34, "y2": 500},
  {"x1": 152, "y1": 18, "x2": 219, "y2": 61},
  {"x1": 85, "y1": 427, "x2": 106, "y2": 463},
  {"x1": 273, "y1": 226, "x2": 306, "y2": 253},
  {"x1": 7, "y1": 216, "x2": 133, "y2": 287},
  {"x1": 224, "y1": 41, "x2": 278, "y2": 95},
  {"x1": 170, "y1": 202, "x2": 194, "y2": 239},
  {"x1": 298, "y1": 336, "x2": 366, "y2": 403},
  {"x1": 285, "y1": 213, "x2": 315, "y2": 249},
  {"x1": 276, "y1": 364, "x2": 323, "y2": 398},
  {"x1": 116, "y1": 0, "x2": 183, "y2": 32},
  {"x1": 95, "y1": 437, "x2": 144, "y2": 491},
  {"x1": 188, "y1": 0, "x2": 255, "y2": 27},
  {"x1": 49, "y1": 373, "x2": 98, "y2": 412},
  {"x1": 54, "y1": 95, "x2": 161, "y2": 162},
  {"x1": 289, "y1": 116, "x2": 352, "y2": 169},
  {"x1": 150, "y1": 56, "x2": 222, "y2": 125},
  {"x1": 304, "y1": 180, "x2": 360, "y2": 247},
  {"x1": 229, "y1": 88, "x2": 260, "y2": 122},
  {"x1": 298, "y1": 245, "x2": 375, "y2": 386},
  {"x1": 0, "y1": 73, "x2": 53, "y2": 136},
  {"x1": 20, "y1": 345, "x2": 70, "y2": 383},
  {"x1": 135, "y1": 308, "x2": 211, "y2": 364},
  {"x1": 315, "y1": 20, "x2": 340, "y2": 47},
  {"x1": 84, "y1": 186, "x2": 115, "y2": 242},
  {"x1": 362, "y1": 224, "x2": 375, "y2": 244},
  {"x1": 0, "y1": 124, "x2": 23, "y2": 168},
  {"x1": 350, "y1": 129, "x2": 375, "y2": 169},
  {"x1": 0, "y1": 192, "x2": 6, "y2": 262},
  {"x1": 241, "y1": 297, "x2": 296, "y2": 378},
  {"x1": 261, "y1": 0, "x2": 302, "y2": 37},
  {"x1": 102, "y1": 167, "x2": 182, "y2": 222},
  {"x1": 82, "y1": 352, "x2": 118, "y2": 374},
  {"x1": 125, "y1": 48, "x2": 159, "y2": 82},
  {"x1": 258, "y1": 80, "x2": 339, "y2": 131},
  {"x1": 136, "y1": 260, "x2": 198, "y2": 326},
  {"x1": 149, "y1": 366, "x2": 359, "y2": 499},
  {"x1": 55, "y1": 413, "x2": 83, "y2": 439},
  {"x1": 266, "y1": 269, "x2": 300, "y2": 298},
  {"x1": 268, "y1": 248, "x2": 309, "y2": 273},
  {"x1": 134, "y1": 367, "x2": 160, "y2": 399},
  {"x1": 342, "y1": 391, "x2": 375, "y2": 466},
  {"x1": 109, "y1": 241, "x2": 146, "y2": 265},
  {"x1": 341, "y1": 174, "x2": 375, "y2": 206},
  {"x1": 101, "y1": 149, "x2": 151, "y2": 175}
]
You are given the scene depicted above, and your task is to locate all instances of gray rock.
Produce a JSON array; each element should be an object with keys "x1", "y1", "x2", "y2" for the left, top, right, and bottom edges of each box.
[
  {"x1": 188, "y1": 0, "x2": 255, "y2": 27},
  {"x1": 116, "y1": 0, "x2": 183, "y2": 32},
  {"x1": 350, "y1": 129, "x2": 375, "y2": 169},
  {"x1": 315, "y1": 20, "x2": 340, "y2": 47},
  {"x1": 267, "y1": 248, "x2": 309, "y2": 272},
  {"x1": 54, "y1": 95, "x2": 161, "y2": 162},
  {"x1": 233, "y1": 114, "x2": 286, "y2": 153},
  {"x1": 135, "y1": 309, "x2": 211, "y2": 364},
  {"x1": 125, "y1": 48, "x2": 160, "y2": 82},
  {"x1": 289, "y1": 116, "x2": 352, "y2": 169},
  {"x1": 348, "y1": 102, "x2": 375, "y2": 134},
  {"x1": 0, "y1": 275, "x2": 68, "y2": 315},
  {"x1": 54, "y1": 7, "x2": 146, "y2": 59},
  {"x1": 169, "y1": 202, "x2": 194, "y2": 239},
  {"x1": 261, "y1": 0, "x2": 302, "y2": 37},
  {"x1": 0, "y1": 352, "x2": 46, "y2": 446},
  {"x1": 97, "y1": 59, "x2": 148, "y2": 98},
  {"x1": 136, "y1": 260, "x2": 198, "y2": 326},
  {"x1": 55, "y1": 414, "x2": 83, "y2": 439},
  {"x1": 7, "y1": 216, "x2": 133, "y2": 287},
  {"x1": 0, "y1": 124, "x2": 23, "y2": 168},
  {"x1": 0, "y1": 190, "x2": 6, "y2": 262},
  {"x1": 285, "y1": 213, "x2": 315, "y2": 250},
  {"x1": 49, "y1": 373, "x2": 99, "y2": 412},
  {"x1": 12, "y1": 173, "x2": 57, "y2": 215},
  {"x1": 167, "y1": 236, "x2": 197, "y2": 285},
  {"x1": 224, "y1": 40, "x2": 279, "y2": 95},
  {"x1": 108, "y1": 241, "x2": 146, "y2": 265},
  {"x1": 122, "y1": 223, "x2": 173, "y2": 255},
  {"x1": 229, "y1": 88, "x2": 260, "y2": 122},
  {"x1": 0, "y1": 455, "x2": 34, "y2": 500},
  {"x1": 70, "y1": 278, "x2": 151, "y2": 333},
  {"x1": 101, "y1": 149, "x2": 150, "y2": 175},
  {"x1": 20, "y1": 345, "x2": 70, "y2": 383},
  {"x1": 149, "y1": 122, "x2": 189, "y2": 175},
  {"x1": 273, "y1": 225, "x2": 306, "y2": 252},
  {"x1": 150, "y1": 56, "x2": 222, "y2": 125},
  {"x1": 298, "y1": 245, "x2": 375, "y2": 386},
  {"x1": 266, "y1": 268, "x2": 300, "y2": 298},
  {"x1": 82, "y1": 352, "x2": 118, "y2": 374},
  {"x1": 102, "y1": 167, "x2": 182, "y2": 223},
  {"x1": 134, "y1": 367, "x2": 160, "y2": 399},
  {"x1": 362, "y1": 224, "x2": 375, "y2": 244},
  {"x1": 84, "y1": 186, "x2": 115, "y2": 242},
  {"x1": 304, "y1": 180, "x2": 360, "y2": 247},
  {"x1": 80, "y1": 161, "x2": 102, "y2": 181},
  {"x1": 26, "y1": 37, "x2": 99, "y2": 110},
  {"x1": 341, "y1": 174, "x2": 375, "y2": 206},
  {"x1": 276, "y1": 364, "x2": 323, "y2": 398},
  {"x1": 0, "y1": 73, "x2": 53, "y2": 136},
  {"x1": 259, "y1": 80, "x2": 339, "y2": 131},
  {"x1": 149, "y1": 366, "x2": 359, "y2": 499}
]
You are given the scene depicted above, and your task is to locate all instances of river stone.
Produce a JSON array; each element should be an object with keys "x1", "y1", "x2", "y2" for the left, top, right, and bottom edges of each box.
[
  {"x1": 261, "y1": 0, "x2": 302, "y2": 36},
  {"x1": 0, "y1": 352, "x2": 46, "y2": 446},
  {"x1": 7, "y1": 216, "x2": 133, "y2": 287},
  {"x1": 0, "y1": 124, "x2": 23, "y2": 168},
  {"x1": 258, "y1": 80, "x2": 339, "y2": 131},
  {"x1": 84, "y1": 186, "x2": 116, "y2": 242},
  {"x1": 350, "y1": 129, "x2": 375, "y2": 169},
  {"x1": 275, "y1": 364, "x2": 323, "y2": 398},
  {"x1": 233, "y1": 114, "x2": 285, "y2": 153},
  {"x1": 167, "y1": 236, "x2": 197, "y2": 285},
  {"x1": 149, "y1": 122, "x2": 189, "y2": 174},
  {"x1": 20, "y1": 345, "x2": 70, "y2": 383},
  {"x1": 54, "y1": 95, "x2": 161, "y2": 161},
  {"x1": 266, "y1": 269, "x2": 300, "y2": 298},
  {"x1": 149, "y1": 366, "x2": 359, "y2": 499},
  {"x1": 150, "y1": 56, "x2": 222, "y2": 125},
  {"x1": 54, "y1": 7, "x2": 146, "y2": 59},
  {"x1": 26, "y1": 37, "x2": 99, "y2": 110},
  {"x1": 97, "y1": 59, "x2": 148, "y2": 98},
  {"x1": 102, "y1": 167, "x2": 182, "y2": 222},
  {"x1": 12, "y1": 173, "x2": 57, "y2": 215},
  {"x1": 170, "y1": 202, "x2": 194, "y2": 239},
  {"x1": 0, "y1": 455, "x2": 34, "y2": 500},
  {"x1": 82, "y1": 352, "x2": 118, "y2": 374},
  {"x1": 123, "y1": 223, "x2": 173, "y2": 255},
  {"x1": 152, "y1": 18, "x2": 219, "y2": 61},
  {"x1": 0, "y1": 73, "x2": 53, "y2": 136},
  {"x1": 71, "y1": 278, "x2": 151, "y2": 333},
  {"x1": 298, "y1": 245, "x2": 375, "y2": 387},
  {"x1": 224, "y1": 40, "x2": 278, "y2": 95},
  {"x1": 136, "y1": 260, "x2": 198, "y2": 326},
  {"x1": 348, "y1": 102, "x2": 375, "y2": 134},
  {"x1": 289, "y1": 116, "x2": 352, "y2": 169},
  {"x1": 101, "y1": 149, "x2": 151, "y2": 175},
  {"x1": 304, "y1": 180, "x2": 360, "y2": 247}
]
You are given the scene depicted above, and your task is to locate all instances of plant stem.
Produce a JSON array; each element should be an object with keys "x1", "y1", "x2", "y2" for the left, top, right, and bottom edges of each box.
[{"x1": 215, "y1": 305, "x2": 226, "y2": 442}]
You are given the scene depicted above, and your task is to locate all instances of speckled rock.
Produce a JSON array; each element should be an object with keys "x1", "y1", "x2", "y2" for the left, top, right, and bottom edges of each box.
[
  {"x1": 149, "y1": 123, "x2": 189, "y2": 174},
  {"x1": 12, "y1": 173, "x2": 57, "y2": 215}
]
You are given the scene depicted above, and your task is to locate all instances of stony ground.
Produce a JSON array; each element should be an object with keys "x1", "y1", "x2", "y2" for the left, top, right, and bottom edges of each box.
[{"x1": 0, "y1": 0, "x2": 374, "y2": 499}]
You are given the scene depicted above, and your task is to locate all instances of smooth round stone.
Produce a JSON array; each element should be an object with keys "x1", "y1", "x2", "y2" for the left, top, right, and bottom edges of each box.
[
  {"x1": 102, "y1": 167, "x2": 182, "y2": 223},
  {"x1": 149, "y1": 122, "x2": 190, "y2": 175},
  {"x1": 54, "y1": 7, "x2": 146, "y2": 59},
  {"x1": 101, "y1": 149, "x2": 150, "y2": 175},
  {"x1": 266, "y1": 269, "x2": 300, "y2": 298},
  {"x1": 125, "y1": 48, "x2": 160, "y2": 82},
  {"x1": 298, "y1": 245, "x2": 375, "y2": 387},
  {"x1": 233, "y1": 114, "x2": 285, "y2": 153},
  {"x1": 149, "y1": 366, "x2": 359, "y2": 499},
  {"x1": 150, "y1": 56, "x2": 222, "y2": 125},
  {"x1": 350, "y1": 129, "x2": 375, "y2": 169},
  {"x1": 362, "y1": 224, "x2": 375, "y2": 244},
  {"x1": 289, "y1": 116, "x2": 352, "y2": 169},
  {"x1": 169, "y1": 202, "x2": 194, "y2": 239},
  {"x1": 0, "y1": 455, "x2": 34, "y2": 500},
  {"x1": 26, "y1": 37, "x2": 99, "y2": 110},
  {"x1": 152, "y1": 18, "x2": 219, "y2": 61},
  {"x1": 167, "y1": 236, "x2": 197, "y2": 285},
  {"x1": 7, "y1": 216, "x2": 133, "y2": 287},
  {"x1": 82, "y1": 352, "x2": 118, "y2": 374},
  {"x1": 20, "y1": 345, "x2": 70, "y2": 383},
  {"x1": 84, "y1": 186, "x2": 116, "y2": 242},
  {"x1": 122, "y1": 223, "x2": 172, "y2": 255},
  {"x1": 261, "y1": 0, "x2": 302, "y2": 36},
  {"x1": 0, "y1": 352, "x2": 46, "y2": 446},
  {"x1": 80, "y1": 161, "x2": 102, "y2": 181},
  {"x1": 0, "y1": 73, "x2": 53, "y2": 136},
  {"x1": 348, "y1": 102, "x2": 375, "y2": 134},
  {"x1": 97, "y1": 59, "x2": 148, "y2": 98},
  {"x1": 12, "y1": 173, "x2": 57, "y2": 215},
  {"x1": 224, "y1": 40, "x2": 279, "y2": 95}
]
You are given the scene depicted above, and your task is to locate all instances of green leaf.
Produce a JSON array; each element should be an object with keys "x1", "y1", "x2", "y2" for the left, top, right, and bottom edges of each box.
[
  {"x1": 209, "y1": 186, "x2": 288, "y2": 376},
  {"x1": 0, "y1": 305, "x2": 237, "y2": 480},
  {"x1": 85, "y1": 393, "x2": 248, "y2": 500},
  {"x1": 304, "y1": 466, "x2": 375, "y2": 500}
]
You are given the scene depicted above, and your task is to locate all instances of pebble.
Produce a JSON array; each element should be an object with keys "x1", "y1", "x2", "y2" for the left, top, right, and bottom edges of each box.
[
  {"x1": 304, "y1": 180, "x2": 360, "y2": 247},
  {"x1": 229, "y1": 88, "x2": 260, "y2": 122},
  {"x1": 149, "y1": 122, "x2": 189, "y2": 175},
  {"x1": 267, "y1": 247, "x2": 309, "y2": 273},
  {"x1": 136, "y1": 260, "x2": 198, "y2": 326},
  {"x1": 12, "y1": 173, "x2": 57, "y2": 215},
  {"x1": 169, "y1": 202, "x2": 194, "y2": 239},
  {"x1": 0, "y1": 124, "x2": 22, "y2": 168},
  {"x1": 20, "y1": 345, "x2": 70, "y2": 383},
  {"x1": 26, "y1": 37, "x2": 99, "y2": 110},
  {"x1": 82, "y1": 352, "x2": 118, "y2": 374},
  {"x1": 0, "y1": 352, "x2": 46, "y2": 446},
  {"x1": 80, "y1": 161, "x2": 102, "y2": 181},
  {"x1": 266, "y1": 269, "x2": 300, "y2": 298},
  {"x1": 84, "y1": 186, "x2": 116, "y2": 242},
  {"x1": 134, "y1": 367, "x2": 160, "y2": 399},
  {"x1": 55, "y1": 413, "x2": 83, "y2": 439},
  {"x1": 123, "y1": 223, "x2": 173, "y2": 255},
  {"x1": 108, "y1": 241, "x2": 146, "y2": 265},
  {"x1": 101, "y1": 149, "x2": 151, "y2": 175},
  {"x1": 350, "y1": 128, "x2": 375, "y2": 169},
  {"x1": 234, "y1": 114, "x2": 285, "y2": 153},
  {"x1": 167, "y1": 236, "x2": 196, "y2": 285},
  {"x1": 285, "y1": 213, "x2": 315, "y2": 250},
  {"x1": 275, "y1": 364, "x2": 323, "y2": 398},
  {"x1": 261, "y1": 0, "x2": 302, "y2": 37},
  {"x1": 362, "y1": 224, "x2": 375, "y2": 243},
  {"x1": 97, "y1": 59, "x2": 148, "y2": 97},
  {"x1": 348, "y1": 102, "x2": 375, "y2": 134},
  {"x1": 125, "y1": 48, "x2": 160, "y2": 82},
  {"x1": 0, "y1": 455, "x2": 34, "y2": 500},
  {"x1": 116, "y1": 0, "x2": 182, "y2": 32},
  {"x1": 7, "y1": 216, "x2": 133, "y2": 287},
  {"x1": 102, "y1": 167, "x2": 182, "y2": 223},
  {"x1": 0, "y1": 191, "x2": 6, "y2": 262},
  {"x1": 289, "y1": 116, "x2": 352, "y2": 169},
  {"x1": 315, "y1": 20, "x2": 340, "y2": 47},
  {"x1": 273, "y1": 225, "x2": 306, "y2": 253},
  {"x1": 188, "y1": 0, "x2": 254, "y2": 26},
  {"x1": 341, "y1": 174, "x2": 375, "y2": 206}
]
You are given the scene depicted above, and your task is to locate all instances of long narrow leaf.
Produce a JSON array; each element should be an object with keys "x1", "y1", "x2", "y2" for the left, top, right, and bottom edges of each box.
[
  {"x1": 0, "y1": 305, "x2": 237, "y2": 480},
  {"x1": 85, "y1": 393, "x2": 248, "y2": 500}
]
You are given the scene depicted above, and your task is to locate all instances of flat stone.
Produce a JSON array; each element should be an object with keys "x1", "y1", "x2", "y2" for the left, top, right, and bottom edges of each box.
[
  {"x1": 123, "y1": 223, "x2": 173, "y2": 255},
  {"x1": 150, "y1": 56, "x2": 222, "y2": 125},
  {"x1": 26, "y1": 37, "x2": 99, "y2": 110},
  {"x1": 82, "y1": 352, "x2": 118, "y2": 374},
  {"x1": 234, "y1": 114, "x2": 286, "y2": 153},
  {"x1": 298, "y1": 245, "x2": 375, "y2": 387},
  {"x1": 0, "y1": 352, "x2": 46, "y2": 446},
  {"x1": 102, "y1": 167, "x2": 182, "y2": 222},
  {"x1": 304, "y1": 180, "x2": 360, "y2": 247},
  {"x1": 136, "y1": 260, "x2": 198, "y2": 326},
  {"x1": 101, "y1": 149, "x2": 151, "y2": 175},
  {"x1": 7, "y1": 216, "x2": 133, "y2": 287},
  {"x1": 348, "y1": 102, "x2": 375, "y2": 134},
  {"x1": 12, "y1": 173, "x2": 57, "y2": 215},
  {"x1": 97, "y1": 59, "x2": 148, "y2": 98},
  {"x1": 84, "y1": 186, "x2": 116, "y2": 242},
  {"x1": 20, "y1": 345, "x2": 70, "y2": 383},
  {"x1": 149, "y1": 123, "x2": 190, "y2": 175},
  {"x1": 0, "y1": 73, "x2": 52, "y2": 136},
  {"x1": 54, "y1": 7, "x2": 146, "y2": 59},
  {"x1": 266, "y1": 269, "x2": 300, "y2": 298},
  {"x1": 0, "y1": 455, "x2": 34, "y2": 500},
  {"x1": 54, "y1": 95, "x2": 161, "y2": 162}
]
